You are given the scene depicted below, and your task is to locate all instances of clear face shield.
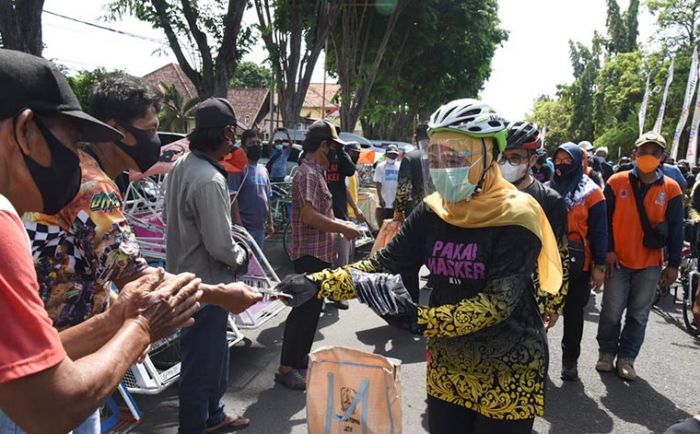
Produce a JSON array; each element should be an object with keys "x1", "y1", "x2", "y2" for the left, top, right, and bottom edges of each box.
[{"x1": 419, "y1": 131, "x2": 490, "y2": 202}]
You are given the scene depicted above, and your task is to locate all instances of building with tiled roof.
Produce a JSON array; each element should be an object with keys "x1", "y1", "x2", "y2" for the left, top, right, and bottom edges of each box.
[
  {"x1": 227, "y1": 88, "x2": 270, "y2": 130},
  {"x1": 142, "y1": 63, "x2": 343, "y2": 133},
  {"x1": 142, "y1": 63, "x2": 197, "y2": 101}
]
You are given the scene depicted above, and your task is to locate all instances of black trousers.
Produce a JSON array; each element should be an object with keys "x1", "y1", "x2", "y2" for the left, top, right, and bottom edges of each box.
[
  {"x1": 562, "y1": 270, "x2": 592, "y2": 363},
  {"x1": 280, "y1": 255, "x2": 330, "y2": 369},
  {"x1": 427, "y1": 396, "x2": 534, "y2": 434}
]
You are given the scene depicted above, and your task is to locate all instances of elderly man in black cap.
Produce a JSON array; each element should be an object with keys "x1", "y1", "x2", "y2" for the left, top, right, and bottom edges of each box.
[
  {"x1": 0, "y1": 48, "x2": 203, "y2": 434},
  {"x1": 164, "y1": 97, "x2": 259, "y2": 433}
]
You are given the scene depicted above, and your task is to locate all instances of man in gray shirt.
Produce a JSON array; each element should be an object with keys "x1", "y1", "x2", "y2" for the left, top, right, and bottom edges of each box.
[{"x1": 164, "y1": 97, "x2": 253, "y2": 434}]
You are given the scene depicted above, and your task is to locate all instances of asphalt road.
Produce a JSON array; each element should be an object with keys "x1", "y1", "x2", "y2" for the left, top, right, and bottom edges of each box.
[{"x1": 132, "y1": 235, "x2": 700, "y2": 434}]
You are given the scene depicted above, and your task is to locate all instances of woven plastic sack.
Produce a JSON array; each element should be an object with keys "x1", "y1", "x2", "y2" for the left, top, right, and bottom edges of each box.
[
  {"x1": 370, "y1": 219, "x2": 401, "y2": 254},
  {"x1": 306, "y1": 346, "x2": 402, "y2": 434}
]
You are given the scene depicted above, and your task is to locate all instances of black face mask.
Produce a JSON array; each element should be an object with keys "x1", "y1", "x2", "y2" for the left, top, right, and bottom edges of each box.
[
  {"x1": 328, "y1": 148, "x2": 338, "y2": 163},
  {"x1": 20, "y1": 117, "x2": 82, "y2": 215},
  {"x1": 351, "y1": 154, "x2": 360, "y2": 164},
  {"x1": 117, "y1": 122, "x2": 161, "y2": 172},
  {"x1": 245, "y1": 145, "x2": 262, "y2": 161}
]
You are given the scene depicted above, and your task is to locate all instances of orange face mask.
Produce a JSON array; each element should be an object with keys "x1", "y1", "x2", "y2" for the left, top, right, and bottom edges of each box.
[{"x1": 636, "y1": 154, "x2": 660, "y2": 173}]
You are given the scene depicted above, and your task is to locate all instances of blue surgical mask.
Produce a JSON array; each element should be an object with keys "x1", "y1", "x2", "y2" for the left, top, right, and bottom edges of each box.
[
  {"x1": 429, "y1": 161, "x2": 480, "y2": 202},
  {"x1": 274, "y1": 144, "x2": 283, "y2": 151}
]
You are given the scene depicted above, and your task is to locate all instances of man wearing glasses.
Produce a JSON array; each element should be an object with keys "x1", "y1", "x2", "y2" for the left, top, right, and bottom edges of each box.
[
  {"x1": 164, "y1": 97, "x2": 255, "y2": 433},
  {"x1": 498, "y1": 122, "x2": 569, "y2": 334}
]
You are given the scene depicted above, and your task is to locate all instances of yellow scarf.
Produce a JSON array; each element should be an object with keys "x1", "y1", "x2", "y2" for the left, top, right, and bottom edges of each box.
[{"x1": 425, "y1": 164, "x2": 562, "y2": 294}]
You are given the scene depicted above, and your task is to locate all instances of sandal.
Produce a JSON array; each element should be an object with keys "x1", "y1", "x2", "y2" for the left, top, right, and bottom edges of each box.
[
  {"x1": 206, "y1": 414, "x2": 250, "y2": 433},
  {"x1": 274, "y1": 368, "x2": 306, "y2": 390}
]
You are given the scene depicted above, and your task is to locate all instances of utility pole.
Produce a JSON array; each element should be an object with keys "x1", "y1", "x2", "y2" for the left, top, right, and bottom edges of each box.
[{"x1": 321, "y1": 37, "x2": 328, "y2": 122}]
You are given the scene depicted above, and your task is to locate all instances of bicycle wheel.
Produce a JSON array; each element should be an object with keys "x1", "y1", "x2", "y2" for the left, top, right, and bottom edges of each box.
[
  {"x1": 681, "y1": 271, "x2": 700, "y2": 336},
  {"x1": 283, "y1": 222, "x2": 293, "y2": 260}
]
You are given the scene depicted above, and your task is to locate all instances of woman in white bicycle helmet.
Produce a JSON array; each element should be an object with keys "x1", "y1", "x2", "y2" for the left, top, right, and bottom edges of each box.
[{"x1": 278, "y1": 98, "x2": 563, "y2": 434}]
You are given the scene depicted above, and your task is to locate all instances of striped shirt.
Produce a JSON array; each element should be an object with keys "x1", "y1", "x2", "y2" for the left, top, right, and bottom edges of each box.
[{"x1": 290, "y1": 160, "x2": 336, "y2": 264}]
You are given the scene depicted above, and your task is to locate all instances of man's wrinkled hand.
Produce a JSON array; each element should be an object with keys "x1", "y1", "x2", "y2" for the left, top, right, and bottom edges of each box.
[
  {"x1": 135, "y1": 272, "x2": 203, "y2": 342},
  {"x1": 216, "y1": 282, "x2": 263, "y2": 314},
  {"x1": 341, "y1": 222, "x2": 360, "y2": 240},
  {"x1": 111, "y1": 269, "x2": 168, "y2": 323}
]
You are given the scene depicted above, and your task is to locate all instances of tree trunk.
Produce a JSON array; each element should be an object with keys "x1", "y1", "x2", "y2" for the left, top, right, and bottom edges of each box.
[
  {"x1": 0, "y1": 0, "x2": 45, "y2": 56},
  {"x1": 255, "y1": 0, "x2": 339, "y2": 129},
  {"x1": 335, "y1": 0, "x2": 407, "y2": 132}
]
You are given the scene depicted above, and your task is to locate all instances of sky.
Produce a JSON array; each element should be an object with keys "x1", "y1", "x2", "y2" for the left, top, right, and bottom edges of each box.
[{"x1": 42, "y1": 0, "x2": 656, "y2": 121}]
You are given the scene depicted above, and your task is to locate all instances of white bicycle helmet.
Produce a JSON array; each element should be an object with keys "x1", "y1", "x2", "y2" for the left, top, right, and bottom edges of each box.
[{"x1": 428, "y1": 98, "x2": 508, "y2": 151}]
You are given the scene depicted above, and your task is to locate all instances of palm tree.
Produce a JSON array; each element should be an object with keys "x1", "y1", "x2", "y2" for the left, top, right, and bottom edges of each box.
[{"x1": 159, "y1": 82, "x2": 199, "y2": 133}]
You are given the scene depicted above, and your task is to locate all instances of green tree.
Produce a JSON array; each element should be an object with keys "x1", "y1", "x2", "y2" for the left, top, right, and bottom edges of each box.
[
  {"x1": 647, "y1": 0, "x2": 700, "y2": 50},
  {"x1": 358, "y1": 0, "x2": 507, "y2": 140},
  {"x1": 254, "y1": 0, "x2": 340, "y2": 128},
  {"x1": 624, "y1": 0, "x2": 640, "y2": 52},
  {"x1": 606, "y1": 0, "x2": 627, "y2": 53},
  {"x1": 0, "y1": 0, "x2": 45, "y2": 55},
  {"x1": 158, "y1": 82, "x2": 198, "y2": 132},
  {"x1": 230, "y1": 61, "x2": 271, "y2": 88},
  {"x1": 593, "y1": 51, "x2": 644, "y2": 135},
  {"x1": 65, "y1": 68, "x2": 124, "y2": 112},
  {"x1": 559, "y1": 39, "x2": 602, "y2": 142},
  {"x1": 330, "y1": 0, "x2": 408, "y2": 131},
  {"x1": 107, "y1": 0, "x2": 251, "y2": 98}
]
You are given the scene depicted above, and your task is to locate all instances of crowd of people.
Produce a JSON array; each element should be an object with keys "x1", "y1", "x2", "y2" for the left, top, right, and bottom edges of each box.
[{"x1": 1, "y1": 46, "x2": 699, "y2": 434}]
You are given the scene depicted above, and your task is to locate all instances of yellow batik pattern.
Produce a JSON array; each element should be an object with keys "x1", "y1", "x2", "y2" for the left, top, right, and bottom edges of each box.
[
  {"x1": 426, "y1": 315, "x2": 547, "y2": 419},
  {"x1": 311, "y1": 258, "x2": 383, "y2": 301},
  {"x1": 416, "y1": 276, "x2": 520, "y2": 338}
]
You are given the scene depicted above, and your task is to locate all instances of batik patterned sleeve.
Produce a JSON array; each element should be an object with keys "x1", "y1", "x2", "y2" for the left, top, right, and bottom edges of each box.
[
  {"x1": 312, "y1": 203, "x2": 426, "y2": 299},
  {"x1": 417, "y1": 275, "x2": 525, "y2": 338}
]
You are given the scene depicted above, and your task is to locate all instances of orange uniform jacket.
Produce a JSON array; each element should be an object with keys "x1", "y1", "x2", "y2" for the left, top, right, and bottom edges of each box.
[{"x1": 605, "y1": 169, "x2": 684, "y2": 269}]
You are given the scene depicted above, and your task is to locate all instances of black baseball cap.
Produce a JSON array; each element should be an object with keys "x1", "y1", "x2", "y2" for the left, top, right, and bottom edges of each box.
[
  {"x1": 0, "y1": 49, "x2": 123, "y2": 142},
  {"x1": 194, "y1": 97, "x2": 237, "y2": 130},
  {"x1": 305, "y1": 120, "x2": 347, "y2": 146},
  {"x1": 345, "y1": 141, "x2": 361, "y2": 152}
]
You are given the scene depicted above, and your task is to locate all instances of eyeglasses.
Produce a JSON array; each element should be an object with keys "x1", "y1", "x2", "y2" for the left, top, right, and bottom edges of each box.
[
  {"x1": 499, "y1": 154, "x2": 527, "y2": 166},
  {"x1": 274, "y1": 139, "x2": 284, "y2": 144}
]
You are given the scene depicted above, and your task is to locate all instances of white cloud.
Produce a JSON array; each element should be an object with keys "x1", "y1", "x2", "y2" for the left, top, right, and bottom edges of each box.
[{"x1": 481, "y1": 0, "x2": 656, "y2": 121}]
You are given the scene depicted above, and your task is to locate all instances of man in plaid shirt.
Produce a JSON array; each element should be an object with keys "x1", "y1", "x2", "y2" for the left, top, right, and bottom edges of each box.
[{"x1": 275, "y1": 120, "x2": 360, "y2": 390}]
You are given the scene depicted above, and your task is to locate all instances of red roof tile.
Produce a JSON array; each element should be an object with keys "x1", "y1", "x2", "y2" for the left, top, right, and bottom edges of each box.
[{"x1": 142, "y1": 63, "x2": 197, "y2": 100}]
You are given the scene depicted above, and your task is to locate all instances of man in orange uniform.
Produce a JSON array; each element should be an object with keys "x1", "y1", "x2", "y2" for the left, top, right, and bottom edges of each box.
[{"x1": 596, "y1": 132, "x2": 683, "y2": 381}]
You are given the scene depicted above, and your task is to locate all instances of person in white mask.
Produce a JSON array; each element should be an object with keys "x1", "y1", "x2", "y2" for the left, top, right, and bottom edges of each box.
[
  {"x1": 373, "y1": 144, "x2": 401, "y2": 224},
  {"x1": 498, "y1": 121, "x2": 571, "y2": 376}
]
